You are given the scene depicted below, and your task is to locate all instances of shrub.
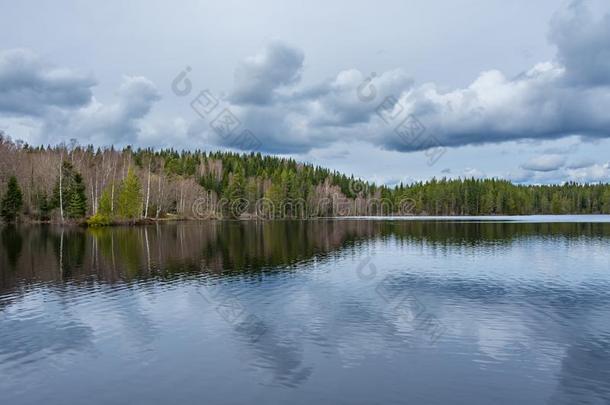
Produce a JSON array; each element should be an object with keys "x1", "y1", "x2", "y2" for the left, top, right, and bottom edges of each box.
[{"x1": 86, "y1": 213, "x2": 111, "y2": 227}]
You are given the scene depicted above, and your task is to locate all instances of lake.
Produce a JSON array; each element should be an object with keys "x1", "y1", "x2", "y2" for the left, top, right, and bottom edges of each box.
[{"x1": 1, "y1": 218, "x2": 610, "y2": 404}]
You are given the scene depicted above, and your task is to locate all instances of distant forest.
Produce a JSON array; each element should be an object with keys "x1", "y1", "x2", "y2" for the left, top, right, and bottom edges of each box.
[{"x1": 1, "y1": 133, "x2": 610, "y2": 223}]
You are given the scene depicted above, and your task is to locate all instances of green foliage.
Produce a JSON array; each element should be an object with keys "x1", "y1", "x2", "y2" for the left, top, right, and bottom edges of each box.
[
  {"x1": 264, "y1": 180, "x2": 285, "y2": 218},
  {"x1": 98, "y1": 187, "x2": 113, "y2": 216},
  {"x1": 86, "y1": 186, "x2": 113, "y2": 226},
  {"x1": 391, "y1": 178, "x2": 610, "y2": 215},
  {"x1": 4, "y1": 137, "x2": 610, "y2": 221},
  {"x1": 223, "y1": 167, "x2": 246, "y2": 218},
  {"x1": 67, "y1": 173, "x2": 87, "y2": 218},
  {"x1": 52, "y1": 161, "x2": 88, "y2": 219},
  {"x1": 1, "y1": 176, "x2": 23, "y2": 222},
  {"x1": 86, "y1": 213, "x2": 111, "y2": 227},
  {"x1": 36, "y1": 192, "x2": 51, "y2": 221},
  {"x1": 117, "y1": 168, "x2": 142, "y2": 220}
]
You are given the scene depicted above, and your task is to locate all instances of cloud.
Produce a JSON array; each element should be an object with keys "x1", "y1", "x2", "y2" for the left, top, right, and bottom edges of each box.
[
  {"x1": 193, "y1": 42, "x2": 414, "y2": 153},
  {"x1": 566, "y1": 162, "x2": 610, "y2": 183},
  {"x1": 521, "y1": 154, "x2": 566, "y2": 172},
  {"x1": 194, "y1": 1, "x2": 610, "y2": 156},
  {"x1": 191, "y1": 49, "x2": 414, "y2": 153},
  {"x1": 3, "y1": 0, "x2": 610, "y2": 180},
  {"x1": 507, "y1": 156, "x2": 610, "y2": 184},
  {"x1": 507, "y1": 168, "x2": 535, "y2": 184},
  {"x1": 549, "y1": 0, "x2": 610, "y2": 86},
  {"x1": 43, "y1": 76, "x2": 161, "y2": 145},
  {"x1": 462, "y1": 168, "x2": 486, "y2": 178},
  {"x1": 0, "y1": 49, "x2": 161, "y2": 146},
  {"x1": 230, "y1": 41, "x2": 304, "y2": 105},
  {"x1": 0, "y1": 49, "x2": 96, "y2": 116},
  {"x1": 398, "y1": 0, "x2": 610, "y2": 150},
  {"x1": 566, "y1": 157, "x2": 595, "y2": 169}
]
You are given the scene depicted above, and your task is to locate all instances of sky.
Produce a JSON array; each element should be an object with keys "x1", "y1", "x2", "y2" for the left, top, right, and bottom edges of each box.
[{"x1": 1, "y1": 0, "x2": 610, "y2": 185}]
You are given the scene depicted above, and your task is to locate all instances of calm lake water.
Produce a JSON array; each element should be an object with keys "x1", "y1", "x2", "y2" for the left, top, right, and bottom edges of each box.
[{"x1": 1, "y1": 218, "x2": 610, "y2": 404}]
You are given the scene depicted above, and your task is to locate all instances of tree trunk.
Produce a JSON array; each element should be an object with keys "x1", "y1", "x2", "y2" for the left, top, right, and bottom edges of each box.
[
  {"x1": 59, "y1": 155, "x2": 64, "y2": 222},
  {"x1": 144, "y1": 159, "x2": 151, "y2": 218},
  {"x1": 111, "y1": 160, "x2": 116, "y2": 213}
]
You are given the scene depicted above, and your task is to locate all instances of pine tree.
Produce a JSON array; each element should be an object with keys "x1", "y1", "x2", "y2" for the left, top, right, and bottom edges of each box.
[
  {"x1": 224, "y1": 169, "x2": 246, "y2": 218},
  {"x1": 66, "y1": 173, "x2": 87, "y2": 218},
  {"x1": 117, "y1": 168, "x2": 142, "y2": 220},
  {"x1": 1, "y1": 176, "x2": 24, "y2": 222},
  {"x1": 52, "y1": 161, "x2": 87, "y2": 219},
  {"x1": 37, "y1": 192, "x2": 50, "y2": 221},
  {"x1": 225, "y1": 170, "x2": 245, "y2": 201}
]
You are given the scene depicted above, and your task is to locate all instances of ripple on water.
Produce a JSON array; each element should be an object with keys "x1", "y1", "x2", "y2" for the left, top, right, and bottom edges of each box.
[{"x1": 1, "y1": 221, "x2": 610, "y2": 404}]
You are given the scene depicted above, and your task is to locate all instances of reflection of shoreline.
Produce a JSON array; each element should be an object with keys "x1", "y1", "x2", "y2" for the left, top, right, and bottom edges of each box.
[
  {"x1": 0, "y1": 221, "x2": 380, "y2": 291},
  {"x1": 14, "y1": 213, "x2": 610, "y2": 226},
  {"x1": 10, "y1": 214, "x2": 610, "y2": 228},
  {"x1": 1, "y1": 220, "x2": 610, "y2": 293},
  {"x1": 335, "y1": 214, "x2": 610, "y2": 223}
]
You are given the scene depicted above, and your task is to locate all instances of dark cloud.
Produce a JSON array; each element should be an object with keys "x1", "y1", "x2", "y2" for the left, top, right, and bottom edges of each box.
[
  {"x1": 0, "y1": 49, "x2": 96, "y2": 116},
  {"x1": 201, "y1": 2, "x2": 610, "y2": 155},
  {"x1": 195, "y1": 2, "x2": 610, "y2": 156},
  {"x1": 43, "y1": 76, "x2": 161, "y2": 145},
  {"x1": 3, "y1": 2, "x2": 610, "y2": 165},
  {"x1": 382, "y1": 61, "x2": 609, "y2": 152},
  {"x1": 0, "y1": 49, "x2": 161, "y2": 145},
  {"x1": 230, "y1": 41, "x2": 304, "y2": 105},
  {"x1": 550, "y1": 0, "x2": 610, "y2": 86},
  {"x1": 196, "y1": 43, "x2": 414, "y2": 154}
]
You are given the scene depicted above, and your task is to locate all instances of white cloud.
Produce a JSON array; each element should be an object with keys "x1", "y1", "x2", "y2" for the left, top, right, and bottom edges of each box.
[
  {"x1": 507, "y1": 168, "x2": 535, "y2": 183},
  {"x1": 189, "y1": 2, "x2": 610, "y2": 156},
  {"x1": 566, "y1": 157, "x2": 595, "y2": 169},
  {"x1": 566, "y1": 163, "x2": 610, "y2": 183},
  {"x1": 1, "y1": 1, "x2": 610, "y2": 186},
  {"x1": 463, "y1": 168, "x2": 486, "y2": 178},
  {"x1": 521, "y1": 154, "x2": 566, "y2": 172}
]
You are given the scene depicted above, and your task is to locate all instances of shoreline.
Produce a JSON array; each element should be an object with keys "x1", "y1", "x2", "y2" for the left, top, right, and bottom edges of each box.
[{"x1": 4, "y1": 213, "x2": 610, "y2": 227}]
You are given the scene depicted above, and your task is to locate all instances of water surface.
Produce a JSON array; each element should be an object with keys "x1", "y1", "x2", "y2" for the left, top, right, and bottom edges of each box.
[{"x1": 1, "y1": 219, "x2": 610, "y2": 404}]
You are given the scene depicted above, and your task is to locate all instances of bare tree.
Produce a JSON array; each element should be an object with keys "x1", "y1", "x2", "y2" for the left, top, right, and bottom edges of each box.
[{"x1": 144, "y1": 156, "x2": 152, "y2": 218}]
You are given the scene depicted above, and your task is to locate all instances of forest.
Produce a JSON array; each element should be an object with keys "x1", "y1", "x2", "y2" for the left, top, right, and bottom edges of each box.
[{"x1": 1, "y1": 133, "x2": 610, "y2": 224}]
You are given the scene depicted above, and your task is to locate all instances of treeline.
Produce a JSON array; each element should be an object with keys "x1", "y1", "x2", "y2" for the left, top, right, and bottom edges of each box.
[
  {"x1": 1, "y1": 133, "x2": 610, "y2": 223},
  {"x1": 389, "y1": 178, "x2": 610, "y2": 215},
  {"x1": 0, "y1": 134, "x2": 379, "y2": 223}
]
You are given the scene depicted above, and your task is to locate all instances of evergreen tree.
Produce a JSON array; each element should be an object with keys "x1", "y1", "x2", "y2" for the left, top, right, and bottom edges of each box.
[
  {"x1": 52, "y1": 161, "x2": 72, "y2": 210},
  {"x1": 52, "y1": 161, "x2": 87, "y2": 219},
  {"x1": 66, "y1": 173, "x2": 87, "y2": 218},
  {"x1": 224, "y1": 169, "x2": 246, "y2": 218},
  {"x1": 1, "y1": 176, "x2": 23, "y2": 222},
  {"x1": 117, "y1": 168, "x2": 142, "y2": 220},
  {"x1": 225, "y1": 169, "x2": 245, "y2": 201},
  {"x1": 2, "y1": 136, "x2": 610, "y2": 221},
  {"x1": 37, "y1": 192, "x2": 51, "y2": 221}
]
